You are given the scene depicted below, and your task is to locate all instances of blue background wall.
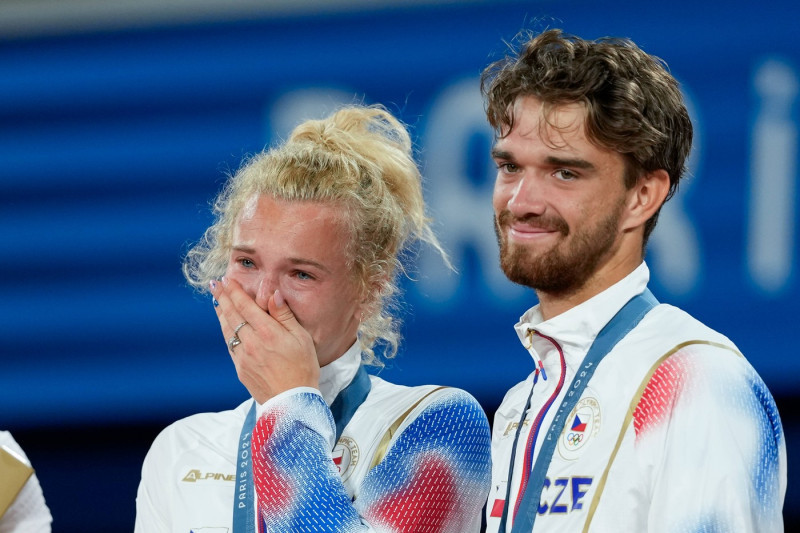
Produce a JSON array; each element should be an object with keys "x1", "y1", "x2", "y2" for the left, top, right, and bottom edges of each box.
[{"x1": 1, "y1": 0, "x2": 797, "y2": 530}]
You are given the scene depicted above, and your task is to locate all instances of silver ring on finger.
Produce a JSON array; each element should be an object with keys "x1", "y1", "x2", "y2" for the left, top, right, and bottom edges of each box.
[
  {"x1": 233, "y1": 321, "x2": 249, "y2": 336},
  {"x1": 228, "y1": 335, "x2": 242, "y2": 351}
]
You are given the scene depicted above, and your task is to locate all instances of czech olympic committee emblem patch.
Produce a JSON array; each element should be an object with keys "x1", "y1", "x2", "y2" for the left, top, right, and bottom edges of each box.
[
  {"x1": 332, "y1": 436, "x2": 360, "y2": 481},
  {"x1": 558, "y1": 396, "x2": 601, "y2": 460}
]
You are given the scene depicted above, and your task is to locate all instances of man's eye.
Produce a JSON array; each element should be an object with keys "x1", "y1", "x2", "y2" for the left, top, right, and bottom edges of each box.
[
  {"x1": 497, "y1": 162, "x2": 519, "y2": 173},
  {"x1": 554, "y1": 169, "x2": 578, "y2": 181}
]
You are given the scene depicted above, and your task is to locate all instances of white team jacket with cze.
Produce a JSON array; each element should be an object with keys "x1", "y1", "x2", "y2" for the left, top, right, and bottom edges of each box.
[{"x1": 486, "y1": 262, "x2": 786, "y2": 533}]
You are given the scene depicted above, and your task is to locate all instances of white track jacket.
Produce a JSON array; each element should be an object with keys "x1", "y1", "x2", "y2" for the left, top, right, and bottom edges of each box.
[
  {"x1": 486, "y1": 263, "x2": 786, "y2": 533},
  {"x1": 135, "y1": 344, "x2": 491, "y2": 533}
]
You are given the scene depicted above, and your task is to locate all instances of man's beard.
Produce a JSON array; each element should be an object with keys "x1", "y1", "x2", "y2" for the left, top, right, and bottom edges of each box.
[{"x1": 495, "y1": 203, "x2": 624, "y2": 295}]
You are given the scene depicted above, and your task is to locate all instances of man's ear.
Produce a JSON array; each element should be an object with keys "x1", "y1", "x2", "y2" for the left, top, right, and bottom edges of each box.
[{"x1": 622, "y1": 169, "x2": 670, "y2": 231}]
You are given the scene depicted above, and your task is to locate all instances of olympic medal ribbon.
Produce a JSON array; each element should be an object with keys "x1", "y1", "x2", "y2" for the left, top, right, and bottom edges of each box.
[{"x1": 510, "y1": 289, "x2": 658, "y2": 532}]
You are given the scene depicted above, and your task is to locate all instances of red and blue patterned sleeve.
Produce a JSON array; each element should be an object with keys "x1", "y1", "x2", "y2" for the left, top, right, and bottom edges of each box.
[
  {"x1": 252, "y1": 388, "x2": 491, "y2": 532},
  {"x1": 632, "y1": 345, "x2": 786, "y2": 532}
]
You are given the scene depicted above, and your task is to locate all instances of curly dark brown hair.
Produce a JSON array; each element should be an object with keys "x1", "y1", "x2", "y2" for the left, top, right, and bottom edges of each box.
[{"x1": 481, "y1": 28, "x2": 693, "y2": 242}]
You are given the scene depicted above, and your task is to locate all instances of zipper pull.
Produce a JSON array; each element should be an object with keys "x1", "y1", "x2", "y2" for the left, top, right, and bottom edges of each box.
[{"x1": 525, "y1": 329, "x2": 548, "y2": 381}]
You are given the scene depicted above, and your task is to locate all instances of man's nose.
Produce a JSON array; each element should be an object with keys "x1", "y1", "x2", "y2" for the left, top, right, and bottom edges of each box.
[{"x1": 507, "y1": 176, "x2": 547, "y2": 217}]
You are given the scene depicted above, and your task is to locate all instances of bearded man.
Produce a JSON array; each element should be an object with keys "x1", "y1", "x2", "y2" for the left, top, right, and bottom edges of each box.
[{"x1": 482, "y1": 29, "x2": 786, "y2": 533}]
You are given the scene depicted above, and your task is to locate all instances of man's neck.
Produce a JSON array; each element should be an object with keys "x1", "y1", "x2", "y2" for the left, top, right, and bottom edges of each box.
[{"x1": 536, "y1": 255, "x2": 643, "y2": 321}]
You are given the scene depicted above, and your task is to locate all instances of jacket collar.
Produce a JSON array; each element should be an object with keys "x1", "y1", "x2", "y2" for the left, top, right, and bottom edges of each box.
[
  {"x1": 513, "y1": 262, "x2": 651, "y2": 374},
  {"x1": 318, "y1": 341, "x2": 361, "y2": 406}
]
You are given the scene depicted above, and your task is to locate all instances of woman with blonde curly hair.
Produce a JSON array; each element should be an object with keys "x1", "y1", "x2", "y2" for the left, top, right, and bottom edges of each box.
[{"x1": 135, "y1": 105, "x2": 491, "y2": 533}]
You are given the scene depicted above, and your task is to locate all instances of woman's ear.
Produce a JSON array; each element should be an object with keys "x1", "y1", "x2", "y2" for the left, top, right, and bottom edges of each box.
[{"x1": 358, "y1": 274, "x2": 389, "y2": 320}]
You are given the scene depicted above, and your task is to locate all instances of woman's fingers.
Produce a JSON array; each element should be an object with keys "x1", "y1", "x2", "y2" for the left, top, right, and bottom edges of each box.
[
  {"x1": 208, "y1": 277, "x2": 319, "y2": 402},
  {"x1": 209, "y1": 278, "x2": 247, "y2": 353}
]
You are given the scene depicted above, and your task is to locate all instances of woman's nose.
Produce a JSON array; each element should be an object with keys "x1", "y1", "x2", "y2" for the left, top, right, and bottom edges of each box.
[{"x1": 254, "y1": 275, "x2": 276, "y2": 311}]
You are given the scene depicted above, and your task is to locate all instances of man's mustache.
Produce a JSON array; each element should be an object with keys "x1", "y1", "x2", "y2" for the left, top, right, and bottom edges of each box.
[{"x1": 496, "y1": 210, "x2": 569, "y2": 236}]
